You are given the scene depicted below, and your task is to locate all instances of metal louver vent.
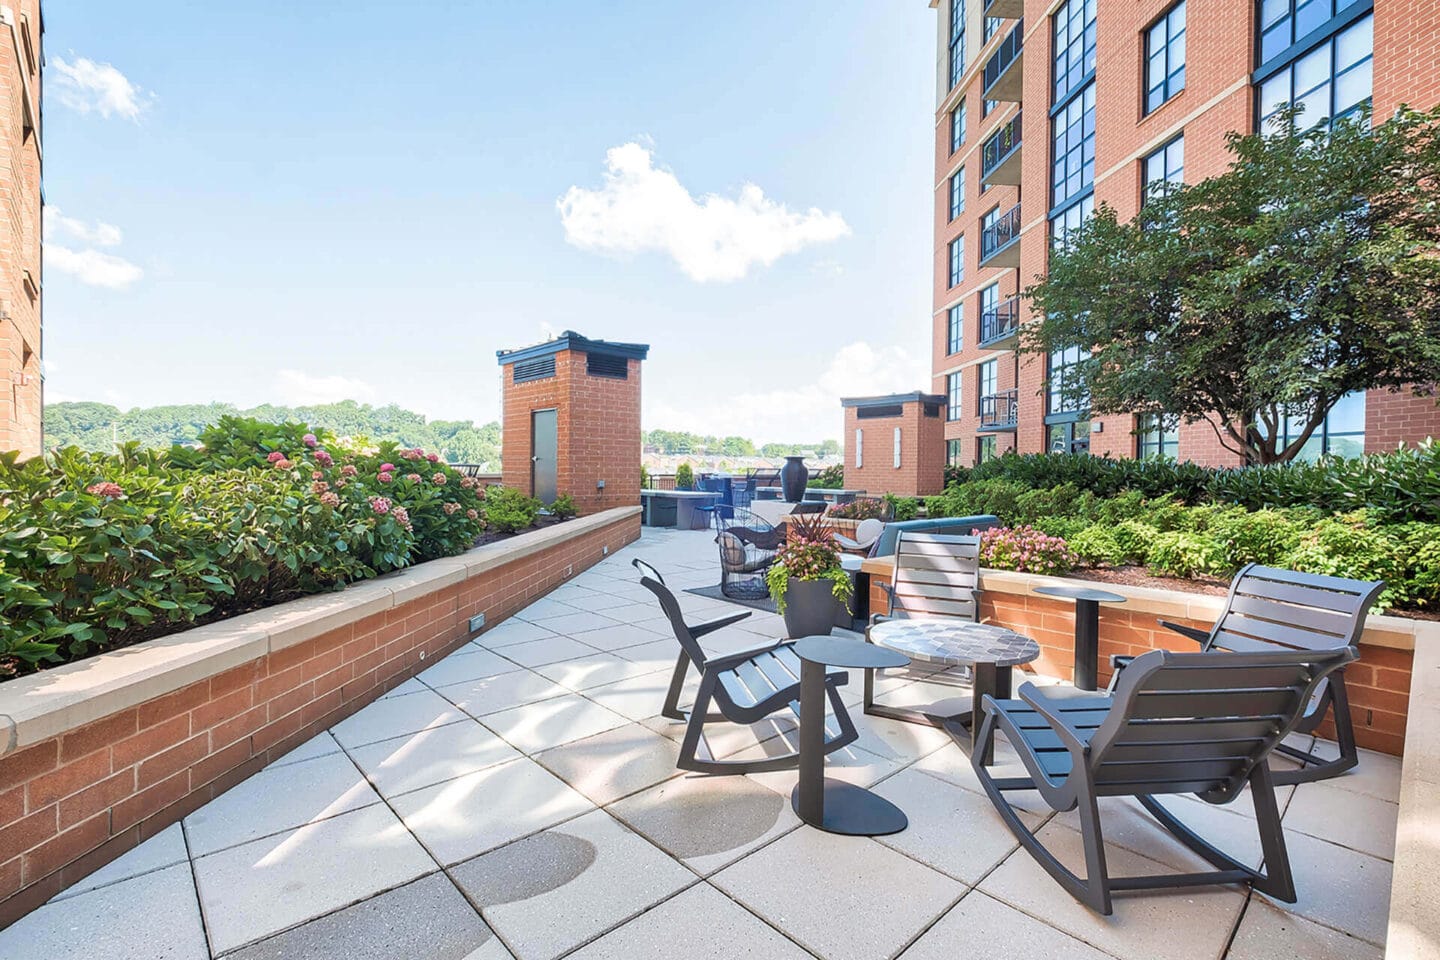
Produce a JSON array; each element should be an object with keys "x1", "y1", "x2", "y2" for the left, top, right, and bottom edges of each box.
[
  {"x1": 586, "y1": 353, "x2": 629, "y2": 379},
  {"x1": 857, "y1": 404, "x2": 904, "y2": 419},
  {"x1": 513, "y1": 356, "x2": 556, "y2": 383}
]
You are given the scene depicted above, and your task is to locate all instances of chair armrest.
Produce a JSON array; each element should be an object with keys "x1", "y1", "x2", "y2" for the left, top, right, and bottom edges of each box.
[
  {"x1": 1018, "y1": 684, "x2": 1105, "y2": 756},
  {"x1": 1158, "y1": 620, "x2": 1210, "y2": 645},
  {"x1": 704, "y1": 637, "x2": 789, "y2": 670},
  {"x1": 833, "y1": 534, "x2": 860, "y2": 550},
  {"x1": 1108, "y1": 654, "x2": 1136, "y2": 671},
  {"x1": 689, "y1": 610, "x2": 753, "y2": 638}
]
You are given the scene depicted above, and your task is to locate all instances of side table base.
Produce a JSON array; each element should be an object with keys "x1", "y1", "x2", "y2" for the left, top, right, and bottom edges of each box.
[{"x1": 791, "y1": 778, "x2": 908, "y2": 836}]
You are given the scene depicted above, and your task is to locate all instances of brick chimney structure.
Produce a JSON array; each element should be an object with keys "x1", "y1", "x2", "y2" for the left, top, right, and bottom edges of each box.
[
  {"x1": 496, "y1": 331, "x2": 649, "y2": 516},
  {"x1": 841, "y1": 392, "x2": 946, "y2": 498}
]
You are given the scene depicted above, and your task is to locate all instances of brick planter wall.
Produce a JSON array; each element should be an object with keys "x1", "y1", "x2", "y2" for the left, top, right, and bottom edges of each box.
[
  {"x1": 864, "y1": 560, "x2": 1417, "y2": 757},
  {"x1": 0, "y1": 507, "x2": 640, "y2": 926}
]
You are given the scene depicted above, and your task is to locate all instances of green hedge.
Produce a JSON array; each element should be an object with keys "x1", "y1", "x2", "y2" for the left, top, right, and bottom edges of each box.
[
  {"x1": 0, "y1": 417, "x2": 507, "y2": 678},
  {"x1": 926, "y1": 477, "x2": 1440, "y2": 612}
]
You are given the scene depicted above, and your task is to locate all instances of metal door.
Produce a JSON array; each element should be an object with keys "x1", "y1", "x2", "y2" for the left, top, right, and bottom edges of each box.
[{"x1": 531, "y1": 409, "x2": 558, "y2": 504}]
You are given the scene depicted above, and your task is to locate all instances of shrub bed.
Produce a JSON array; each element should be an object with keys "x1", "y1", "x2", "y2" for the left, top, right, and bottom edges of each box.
[{"x1": 0, "y1": 417, "x2": 555, "y2": 678}]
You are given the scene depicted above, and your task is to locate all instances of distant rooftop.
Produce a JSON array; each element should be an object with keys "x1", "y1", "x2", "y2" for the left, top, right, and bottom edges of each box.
[
  {"x1": 496, "y1": 330, "x2": 651, "y2": 366},
  {"x1": 841, "y1": 392, "x2": 945, "y2": 408}
]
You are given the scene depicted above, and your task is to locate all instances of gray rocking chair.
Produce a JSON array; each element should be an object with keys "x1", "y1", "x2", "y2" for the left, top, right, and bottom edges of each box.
[
  {"x1": 1108, "y1": 564, "x2": 1384, "y2": 785},
  {"x1": 634, "y1": 558, "x2": 859, "y2": 774},
  {"x1": 974, "y1": 645, "x2": 1356, "y2": 915}
]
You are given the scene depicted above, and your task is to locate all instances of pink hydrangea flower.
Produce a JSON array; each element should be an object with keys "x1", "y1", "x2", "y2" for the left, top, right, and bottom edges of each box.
[
  {"x1": 303, "y1": 433, "x2": 318, "y2": 448},
  {"x1": 274, "y1": 459, "x2": 293, "y2": 470},
  {"x1": 443, "y1": 501, "x2": 461, "y2": 515},
  {"x1": 370, "y1": 496, "x2": 391, "y2": 514},
  {"x1": 378, "y1": 471, "x2": 394, "y2": 484},
  {"x1": 466, "y1": 508, "x2": 479, "y2": 520},
  {"x1": 312, "y1": 481, "x2": 329, "y2": 495},
  {"x1": 341, "y1": 465, "x2": 358, "y2": 477},
  {"x1": 400, "y1": 449, "x2": 421, "y2": 460},
  {"x1": 406, "y1": 473, "x2": 422, "y2": 483},
  {"x1": 427, "y1": 453, "x2": 440, "y2": 463},
  {"x1": 392, "y1": 505, "x2": 412, "y2": 530},
  {"x1": 431, "y1": 473, "x2": 447, "y2": 486},
  {"x1": 86, "y1": 481, "x2": 124, "y2": 498},
  {"x1": 314, "y1": 449, "x2": 334, "y2": 467},
  {"x1": 319, "y1": 491, "x2": 340, "y2": 508},
  {"x1": 266, "y1": 451, "x2": 286, "y2": 463},
  {"x1": 311, "y1": 471, "x2": 324, "y2": 480},
  {"x1": 380, "y1": 463, "x2": 396, "y2": 473}
]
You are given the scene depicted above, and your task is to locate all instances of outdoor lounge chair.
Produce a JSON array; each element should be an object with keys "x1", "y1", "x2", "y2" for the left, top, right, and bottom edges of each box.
[
  {"x1": 973, "y1": 644, "x2": 1357, "y2": 915},
  {"x1": 871, "y1": 531, "x2": 982, "y2": 626},
  {"x1": 1107, "y1": 564, "x2": 1384, "y2": 785},
  {"x1": 834, "y1": 518, "x2": 884, "y2": 554},
  {"x1": 634, "y1": 558, "x2": 859, "y2": 774},
  {"x1": 713, "y1": 507, "x2": 783, "y2": 600}
]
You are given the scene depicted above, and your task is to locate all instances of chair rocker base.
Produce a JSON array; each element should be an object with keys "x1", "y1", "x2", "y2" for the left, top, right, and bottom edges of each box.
[
  {"x1": 973, "y1": 710, "x2": 1296, "y2": 916},
  {"x1": 676, "y1": 676, "x2": 859, "y2": 776}
]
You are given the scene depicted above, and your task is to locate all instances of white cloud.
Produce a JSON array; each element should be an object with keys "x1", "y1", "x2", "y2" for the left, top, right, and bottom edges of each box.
[
  {"x1": 646, "y1": 341, "x2": 929, "y2": 443},
  {"x1": 44, "y1": 207, "x2": 143, "y2": 289},
  {"x1": 274, "y1": 369, "x2": 377, "y2": 406},
  {"x1": 558, "y1": 142, "x2": 851, "y2": 282},
  {"x1": 51, "y1": 55, "x2": 151, "y2": 120}
]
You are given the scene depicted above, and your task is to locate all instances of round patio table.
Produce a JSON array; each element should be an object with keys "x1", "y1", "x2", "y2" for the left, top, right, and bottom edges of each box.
[
  {"x1": 792, "y1": 636, "x2": 911, "y2": 836},
  {"x1": 865, "y1": 619, "x2": 1039, "y2": 765},
  {"x1": 1032, "y1": 585, "x2": 1127, "y2": 692}
]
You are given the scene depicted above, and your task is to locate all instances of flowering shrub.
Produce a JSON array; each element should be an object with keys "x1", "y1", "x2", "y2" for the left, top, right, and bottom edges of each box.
[
  {"x1": 829, "y1": 498, "x2": 885, "y2": 520},
  {"x1": 765, "y1": 513, "x2": 852, "y2": 614},
  {"x1": 978, "y1": 525, "x2": 1079, "y2": 574}
]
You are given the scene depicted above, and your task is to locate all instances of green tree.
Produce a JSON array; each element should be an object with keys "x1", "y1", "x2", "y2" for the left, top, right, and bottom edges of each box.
[{"x1": 1024, "y1": 105, "x2": 1440, "y2": 464}]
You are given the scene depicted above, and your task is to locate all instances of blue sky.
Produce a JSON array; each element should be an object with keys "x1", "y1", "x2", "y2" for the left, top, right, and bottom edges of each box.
[{"x1": 42, "y1": 1, "x2": 936, "y2": 443}]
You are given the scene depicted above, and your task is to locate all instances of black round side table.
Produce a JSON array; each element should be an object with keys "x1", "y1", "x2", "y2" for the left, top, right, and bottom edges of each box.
[
  {"x1": 1032, "y1": 584, "x2": 1127, "y2": 691},
  {"x1": 791, "y1": 636, "x2": 910, "y2": 836}
]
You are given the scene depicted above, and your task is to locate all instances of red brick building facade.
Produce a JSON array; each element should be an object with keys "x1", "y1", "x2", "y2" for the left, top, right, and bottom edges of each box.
[
  {"x1": 930, "y1": 0, "x2": 1440, "y2": 468},
  {"x1": 841, "y1": 392, "x2": 948, "y2": 497},
  {"x1": 0, "y1": 2, "x2": 41, "y2": 458},
  {"x1": 497, "y1": 331, "x2": 647, "y2": 516}
]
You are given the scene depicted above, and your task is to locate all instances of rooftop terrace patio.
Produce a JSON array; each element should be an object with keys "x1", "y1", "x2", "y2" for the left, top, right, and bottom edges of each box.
[{"x1": 2, "y1": 528, "x2": 1398, "y2": 960}]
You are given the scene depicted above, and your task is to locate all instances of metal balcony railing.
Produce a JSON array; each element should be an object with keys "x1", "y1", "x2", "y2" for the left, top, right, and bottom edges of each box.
[
  {"x1": 980, "y1": 111, "x2": 1023, "y2": 185},
  {"x1": 979, "y1": 389, "x2": 1019, "y2": 430},
  {"x1": 982, "y1": 19, "x2": 1024, "y2": 100},
  {"x1": 979, "y1": 295, "x2": 1022, "y2": 346},
  {"x1": 980, "y1": 203, "x2": 1022, "y2": 264}
]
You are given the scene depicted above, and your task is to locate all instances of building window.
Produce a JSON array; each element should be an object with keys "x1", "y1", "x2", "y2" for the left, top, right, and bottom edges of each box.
[
  {"x1": 947, "y1": 372, "x2": 963, "y2": 420},
  {"x1": 1259, "y1": 0, "x2": 1365, "y2": 66},
  {"x1": 984, "y1": 15, "x2": 1002, "y2": 42},
  {"x1": 1048, "y1": 345, "x2": 1089, "y2": 414},
  {"x1": 855, "y1": 428, "x2": 864, "y2": 468},
  {"x1": 894, "y1": 428, "x2": 903, "y2": 468},
  {"x1": 1048, "y1": 420, "x2": 1092, "y2": 454},
  {"x1": 949, "y1": 236, "x2": 964, "y2": 288},
  {"x1": 949, "y1": 0, "x2": 967, "y2": 89},
  {"x1": 1258, "y1": 13, "x2": 1372, "y2": 132},
  {"x1": 949, "y1": 168, "x2": 965, "y2": 221},
  {"x1": 1144, "y1": 2, "x2": 1186, "y2": 114},
  {"x1": 980, "y1": 282, "x2": 1000, "y2": 321},
  {"x1": 978, "y1": 359, "x2": 998, "y2": 406},
  {"x1": 1052, "y1": 0, "x2": 1098, "y2": 104},
  {"x1": 982, "y1": 97, "x2": 998, "y2": 118},
  {"x1": 977, "y1": 435, "x2": 998, "y2": 463},
  {"x1": 947, "y1": 439, "x2": 965, "y2": 465},
  {"x1": 1137, "y1": 414, "x2": 1180, "y2": 458},
  {"x1": 1262, "y1": 392, "x2": 1367, "y2": 460},
  {"x1": 1143, "y1": 135, "x2": 1185, "y2": 204},
  {"x1": 951, "y1": 99, "x2": 967, "y2": 153},
  {"x1": 1051, "y1": 195, "x2": 1095, "y2": 248},
  {"x1": 1051, "y1": 82, "x2": 1097, "y2": 212},
  {"x1": 947, "y1": 304, "x2": 964, "y2": 355}
]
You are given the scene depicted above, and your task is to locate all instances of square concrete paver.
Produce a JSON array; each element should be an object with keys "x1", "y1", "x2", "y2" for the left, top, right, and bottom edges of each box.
[
  {"x1": 567, "y1": 882, "x2": 812, "y2": 960},
  {"x1": 535, "y1": 723, "x2": 683, "y2": 805},
  {"x1": 416, "y1": 647, "x2": 523, "y2": 688},
  {"x1": 224, "y1": 872, "x2": 500, "y2": 960},
  {"x1": 0, "y1": 863, "x2": 208, "y2": 960},
  {"x1": 1284, "y1": 780, "x2": 1398, "y2": 861},
  {"x1": 533, "y1": 652, "x2": 663, "y2": 691},
  {"x1": 711, "y1": 827, "x2": 964, "y2": 960},
  {"x1": 522, "y1": 613, "x2": 621, "y2": 640},
  {"x1": 267, "y1": 730, "x2": 344, "y2": 768},
  {"x1": 452, "y1": 809, "x2": 695, "y2": 960},
  {"x1": 900, "y1": 889, "x2": 1113, "y2": 960},
  {"x1": 481, "y1": 693, "x2": 629, "y2": 753},
  {"x1": 389, "y1": 757, "x2": 594, "y2": 865},
  {"x1": 433, "y1": 670, "x2": 569, "y2": 718},
  {"x1": 609, "y1": 772, "x2": 799, "y2": 876},
  {"x1": 185, "y1": 751, "x2": 380, "y2": 856},
  {"x1": 1264, "y1": 829, "x2": 1393, "y2": 946},
  {"x1": 192, "y1": 803, "x2": 435, "y2": 955},
  {"x1": 348, "y1": 719, "x2": 521, "y2": 798},
  {"x1": 515, "y1": 598, "x2": 583, "y2": 622},
  {"x1": 476, "y1": 619, "x2": 559, "y2": 649},
  {"x1": 50, "y1": 822, "x2": 188, "y2": 902},
  {"x1": 498, "y1": 635, "x2": 607, "y2": 668},
  {"x1": 564, "y1": 623, "x2": 663, "y2": 652},
  {"x1": 560, "y1": 591, "x2": 643, "y2": 613},
  {"x1": 585, "y1": 670, "x2": 694, "y2": 722},
  {"x1": 1227, "y1": 898, "x2": 1383, "y2": 960},
  {"x1": 330, "y1": 688, "x2": 466, "y2": 748}
]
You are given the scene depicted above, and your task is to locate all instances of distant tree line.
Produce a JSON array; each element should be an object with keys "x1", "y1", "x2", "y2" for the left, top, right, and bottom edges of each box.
[
  {"x1": 644, "y1": 430, "x2": 840, "y2": 458},
  {"x1": 44, "y1": 400, "x2": 502, "y2": 467}
]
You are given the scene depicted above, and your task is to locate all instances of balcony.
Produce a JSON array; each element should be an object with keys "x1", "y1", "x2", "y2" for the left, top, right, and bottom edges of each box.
[
  {"x1": 979, "y1": 203, "x2": 1022, "y2": 268},
  {"x1": 982, "y1": 19, "x2": 1024, "y2": 102},
  {"x1": 984, "y1": 0, "x2": 1025, "y2": 17},
  {"x1": 979, "y1": 295, "x2": 1022, "y2": 347},
  {"x1": 980, "y1": 111, "x2": 1022, "y2": 187},
  {"x1": 979, "y1": 388, "x2": 1019, "y2": 430}
]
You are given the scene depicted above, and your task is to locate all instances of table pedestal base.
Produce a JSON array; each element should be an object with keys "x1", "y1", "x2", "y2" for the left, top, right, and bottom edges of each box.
[
  {"x1": 791, "y1": 778, "x2": 908, "y2": 836},
  {"x1": 864, "y1": 663, "x2": 1013, "y2": 765}
]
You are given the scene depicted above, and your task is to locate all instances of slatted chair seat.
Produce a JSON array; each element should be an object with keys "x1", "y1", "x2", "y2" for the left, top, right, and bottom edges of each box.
[
  {"x1": 634, "y1": 558, "x2": 859, "y2": 774},
  {"x1": 974, "y1": 645, "x2": 1357, "y2": 915},
  {"x1": 1107, "y1": 563, "x2": 1384, "y2": 785}
]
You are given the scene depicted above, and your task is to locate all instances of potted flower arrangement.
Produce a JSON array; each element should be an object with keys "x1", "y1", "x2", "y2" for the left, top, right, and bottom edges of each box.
[{"x1": 765, "y1": 513, "x2": 853, "y2": 638}]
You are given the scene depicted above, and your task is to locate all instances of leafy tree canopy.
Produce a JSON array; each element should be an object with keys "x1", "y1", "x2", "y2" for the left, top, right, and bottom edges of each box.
[{"x1": 1024, "y1": 105, "x2": 1440, "y2": 464}]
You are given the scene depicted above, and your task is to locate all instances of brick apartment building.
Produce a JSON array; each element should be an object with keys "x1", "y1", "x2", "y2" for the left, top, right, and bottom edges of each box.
[
  {"x1": 929, "y1": 0, "x2": 1440, "y2": 467},
  {"x1": 0, "y1": 1, "x2": 41, "y2": 458}
]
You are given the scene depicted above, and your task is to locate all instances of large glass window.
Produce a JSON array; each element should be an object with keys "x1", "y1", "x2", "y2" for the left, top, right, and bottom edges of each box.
[
  {"x1": 951, "y1": 99, "x2": 967, "y2": 153},
  {"x1": 977, "y1": 435, "x2": 998, "y2": 463},
  {"x1": 1048, "y1": 420, "x2": 1092, "y2": 454},
  {"x1": 984, "y1": 15, "x2": 1002, "y2": 42},
  {"x1": 1053, "y1": 0, "x2": 1098, "y2": 103},
  {"x1": 947, "y1": 372, "x2": 963, "y2": 420},
  {"x1": 1051, "y1": 83, "x2": 1097, "y2": 211},
  {"x1": 1051, "y1": 195, "x2": 1094, "y2": 247},
  {"x1": 1258, "y1": 14, "x2": 1372, "y2": 131},
  {"x1": 949, "y1": 236, "x2": 964, "y2": 288},
  {"x1": 1259, "y1": 0, "x2": 1362, "y2": 65},
  {"x1": 949, "y1": 0, "x2": 967, "y2": 89},
  {"x1": 1137, "y1": 414, "x2": 1180, "y2": 458},
  {"x1": 1264, "y1": 392, "x2": 1367, "y2": 460},
  {"x1": 949, "y1": 168, "x2": 965, "y2": 221},
  {"x1": 1143, "y1": 135, "x2": 1185, "y2": 204},
  {"x1": 1145, "y1": 2, "x2": 1186, "y2": 113},
  {"x1": 947, "y1": 304, "x2": 963, "y2": 354},
  {"x1": 980, "y1": 282, "x2": 1000, "y2": 319},
  {"x1": 947, "y1": 439, "x2": 965, "y2": 465},
  {"x1": 1048, "y1": 345, "x2": 1089, "y2": 414},
  {"x1": 978, "y1": 359, "x2": 998, "y2": 404}
]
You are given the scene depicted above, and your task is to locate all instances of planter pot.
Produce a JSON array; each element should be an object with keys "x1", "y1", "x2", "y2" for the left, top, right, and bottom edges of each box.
[
  {"x1": 780, "y1": 456, "x2": 809, "y2": 503},
  {"x1": 781, "y1": 578, "x2": 846, "y2": 638}
]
